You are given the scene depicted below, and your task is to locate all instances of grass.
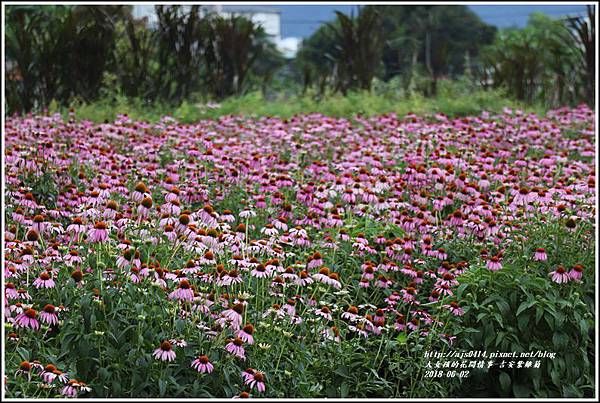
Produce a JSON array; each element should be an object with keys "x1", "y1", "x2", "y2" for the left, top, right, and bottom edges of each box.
[{"x1": 44, "y1": 82, "x2": 547, "y2": 124}]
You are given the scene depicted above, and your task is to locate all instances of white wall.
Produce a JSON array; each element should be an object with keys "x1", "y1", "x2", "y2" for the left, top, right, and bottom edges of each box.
[
  {"x1": 221, "y1": 11, "x2": 281, "y2": 41},
  {"x1": 131, "y1": 6, "x2": 298, "y2": 57}
]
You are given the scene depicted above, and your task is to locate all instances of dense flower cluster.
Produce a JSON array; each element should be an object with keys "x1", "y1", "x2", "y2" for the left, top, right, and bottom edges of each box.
[{"x1": 3, "y1": 105, "x2": 595, "y2": 397}]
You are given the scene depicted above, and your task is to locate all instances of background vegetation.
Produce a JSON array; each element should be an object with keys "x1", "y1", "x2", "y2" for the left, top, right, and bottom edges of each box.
[{"x1": 5, "y1": 4, "x2": 595, "y2": 120}]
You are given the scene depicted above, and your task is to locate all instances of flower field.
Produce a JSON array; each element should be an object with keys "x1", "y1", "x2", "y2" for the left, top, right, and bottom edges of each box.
[{"x1": 3, "y1": 106, "x2": 596, "y2": 398}]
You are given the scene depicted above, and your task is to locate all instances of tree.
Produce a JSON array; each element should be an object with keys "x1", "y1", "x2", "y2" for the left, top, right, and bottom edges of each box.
[
  {"x1": 295, "y1": 22, "x2": 338, "y2": 96},
  {"x1": 5, "y1": 5, "x2": 126, "y2": 113},
  {"x1": 483, "y1": 13, "x2": 584, "y2": 107},
  {"x1": 201, "y1": 14, "x2": 271, "y2": 99},
  {"x1": 369, "y1": 5, "x2": 496, "y2": 96},
  {"x1": 565, "y1": 6, "x2": 595, "y2": 105},
  {"x1": 326, "y1": 7, "x2": 384, "y2": 93},
  {"x1": 154, "y1": 5, "x2": 204, "y2": 102}
]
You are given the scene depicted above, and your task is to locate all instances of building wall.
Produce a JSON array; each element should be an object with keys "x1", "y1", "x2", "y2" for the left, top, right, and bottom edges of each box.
[
  {"x1": 131, "y1": 5, "x2": 296, "y2": 57},
  {"x1": 220, "y1": 12, "x2": 281, "y2": 41}
]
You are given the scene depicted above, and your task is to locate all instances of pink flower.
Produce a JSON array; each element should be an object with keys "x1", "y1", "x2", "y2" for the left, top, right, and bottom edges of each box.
[
  {"x1": 569, "y1": 264, "x2": 584, "y2": 281},
  {"x1": 15, "y1": 308, "x2": 40, "y2": 330},
  {"x1": 222, "y1": 304, "x2": 244, "y2": 329},
  {"x1": 5, "y1": 283, "x2": 18, "y2": 299},
  {"x1": 88, "y1": 221, "x2": 109, "y2": 243},
  {"x1": 168, "y1": 280, "x2": 194, "y2": 301},
  {"x1": 314, "y1": 306, "x2": 333, "y2": 321},
  {"x1": 443, "y1": 302, "x2": 464, "y2": 316},
  {"x1": 534, "y1": 248, "x2": 547, "y2": 262},
  {"x1": 294, "y1": 271, "x2": 313, "y2": 286},
  {"x1": 236, "y1": 324, "x2": 255, "y2": 345},
  {"x1": 486, "y1": 256, "x2": 502, "y2": 271},
  {"x1": 241, "y1": 368, "x2": 255, "y2": 383},
  {"x1": 153, "y1": 341, "x2": 177, "y2": 362},
  {"x1": 191, "y1": 355, "x2": 214, "y2": 373},
  {"x1": 341, "y1": 306, "x2": 359, "y2": 322},
  {"x1": 39, "y1": 304, "x2": 59, "y2": 325},
  {"x1": 60, "y1": 380, "x2": 91, "y2": 397},
  {"x1": 395, "y1": 315, "x2": 406, "y2": 331},
  {"x1": 225, "y1": 338, "x2": 246, "y2": 360},
  {"x1": 33, "y1": 272, "x2": 56, "y2": 289},
  {"x1": 550, "y1": 266, "x2": 571, "y2": 284},
  {"x1": 244, "y1": 371, "x2": 266, "y2": 393}
]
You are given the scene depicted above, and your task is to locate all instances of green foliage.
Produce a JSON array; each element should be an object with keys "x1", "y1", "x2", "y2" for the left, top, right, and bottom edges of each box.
[
  {"x1": 56, "y1": 80, "x2": 541, "y2": 124},
  {"x1": 113, "y1": 15, "x2": 160, "y2": 100},
  {"x1": 295, "y1": 22, "x2": 338, "y2": 96},
  {"x1": 483, "y1": 12, "x2": 593, "y2": 107},
  {"x1": 5, "y1": 5, "x2": 283, "y2": 113},
  {"x1": 371, "y1": 5, "x2": 496, "y2": 91},
  {"x1": 564, "y1": 6, "x2": 595, "y2": 105},
  {"x1": 18, "y1": 171, "x2": 59, "y2": 210},
  {"x1": 201, "y1": 14, "x2": 272, "y2": 99},
  {"x1": 325, "y1": 8, "x2": 385, "y2": 93},
  {"x1": 5, "y1": 5, "x2": 127, "y2": 114},
  {"x1": 449, "y1": 216, "x2": 595, "y2": 398},
  {"x1": 153, "y1": 5, "x2": 204, "y2": 102}
]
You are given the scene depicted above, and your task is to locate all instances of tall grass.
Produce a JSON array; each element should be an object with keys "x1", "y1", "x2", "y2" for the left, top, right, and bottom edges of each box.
[{"x1": 43, "y1": 81, "x2": 546, "y2": 124}]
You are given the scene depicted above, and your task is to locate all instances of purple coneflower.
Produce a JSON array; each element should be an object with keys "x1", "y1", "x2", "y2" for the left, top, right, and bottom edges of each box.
[
  {"x1": 33, "y1": 271, "x2": 56, "y2": 289},
  {"x1": 245, "y1": 371, "x2": 266, "y2": 393},
  {"x1": 168, "y1": 280, "x2": 194, "y2": 301},
  {"x1": 533, "y1": 247, "x2": 547, "y2": 262},
  {"x1": 225, "y1": 337, "x2": 246, "y2": 360},
  {"x1": 16, "y1": 361, "x2": 32, "y2": 377},
  {"x1": 314, "y1": 306, "x2": 333, "y2": 321},
  {"x1": 294, "y1": 270, "x2": 313, "y2": 286},
  {"x1": 153, "y1": 340, "x2": 177, "y2": 362},
  {"x1": 443, "y1": 301, "x2": 464, "y2": 316},
  {"x1": 486, "y1": 255, "x2": 502, "y2": 271},
  {"x1": 88, "y1": 221, "x2": 109, "y2": 243},
  {"x1": 395, "y1": 315, "x2": 406, "y2": 331},
  {"x1": 550, "y1": 266, "x2": 571, "y2": 284},
  {"x1": 5, "y1": 282, "x2": 18, "y2": 299},
  {"x1": 341, "y1": 305, "x2": 359, "y2": 322},
  {"x1": 15, "y1": 308, "x2": 40, "y2": 330},
  {"x1": 222, "y1": 303, "x2": 244, "y2": 329},
  {"x1": 60, "y1": 379, "x2": 91, "y2": 397},
  {"x1": 569, "y1": 264, "x2": 584, "y2": 281},
  {"x1": 191, "y1": 355, "x2": 214, "y2": 373},
  {"x1": 40, "y1": 304, "x2": 59, "y2": 325},
  {"x1": 236, "y1": 324, "x2": 255, "y2": 345}
]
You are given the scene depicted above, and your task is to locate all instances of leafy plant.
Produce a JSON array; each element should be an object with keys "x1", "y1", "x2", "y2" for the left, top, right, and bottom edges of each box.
[{"x1": 450, "y1": 215, "x2": 595, "y2": 397}]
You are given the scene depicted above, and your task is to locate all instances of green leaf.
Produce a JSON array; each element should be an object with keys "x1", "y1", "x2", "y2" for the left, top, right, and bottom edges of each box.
[
  {"x1": 516, "y1": 298, "x2": 536, "y2": 316},
  {"x1": 98, "y1": 367, "x2": 110, "y2": 381},
  {"x1": 396, "y1": 332, "x2": 407, "y2": 344},
  {"x1": 499, "y1": 372, "x2": 511, "y2": 392},
  {"x1": 495, "y1": 298, "x2": 510, "y2": 315},
  {"x1": 562, "y1": 384, "x2": 583, "y2": 397},
  {"x1": 340, "y1": 382, "x2": 349, "y2": 398},
  {"x1": 513, "y1": 382, "x2": 531, "y2": 397},
  {"x1": 334, "y1": 366, "x2": 349, "y2": 377},
  {"x1": 476, "y1": 312, "x2": 487, "y2": 322},
  {"x1": 579, "y1": 318, "x2": 589, "y2": 334},
  {"x1": 535, "y1": 306, "x2": 544, "y2": 324},
  {"x1": 484, "y1": 331, "x2": 495, "y2": 348},
  {"x1": 550, "y1": 369, "x2": 561, "y2": 387},
  {"x1": 517, "y1": 314, "x2": 530, "y2": 333},
  {"x1": 495, "y1": 331, "x2": 504, "y2": 347},
  {"x1": 456, "y1": 283, "x2": 468, "y2": 299},
  {"x1": 16, "y1": 347, "x2": 30, "y2": 361},
  {"x1": 159, "y1": 379, "x2": 167, "y2": 397}
]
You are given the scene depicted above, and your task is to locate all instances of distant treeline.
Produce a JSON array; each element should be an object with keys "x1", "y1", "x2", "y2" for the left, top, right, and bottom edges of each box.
[{"x1": 5, "y1": 5, "x2": 595, "y2": 114}]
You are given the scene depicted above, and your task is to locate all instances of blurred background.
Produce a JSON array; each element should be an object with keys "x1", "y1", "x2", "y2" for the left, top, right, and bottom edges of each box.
[{"x1": 4, "y1": 3, "x2": 596, "y2": 120}]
